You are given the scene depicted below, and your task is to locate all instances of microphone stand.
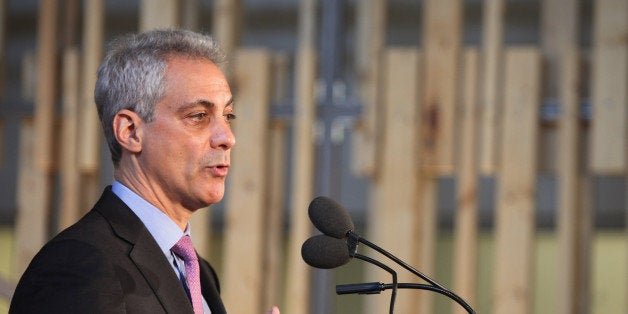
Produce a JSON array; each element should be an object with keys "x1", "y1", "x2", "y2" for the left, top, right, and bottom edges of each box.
[
  {"x1": 336, "y1": 282, "x2": 475, "y2": 314},
  {"x1": 351, "y1": 254, "x2": 397, "y2": 314},
  {"x1": 346, "y1": 231, "x2": 475, "y2": 314}
]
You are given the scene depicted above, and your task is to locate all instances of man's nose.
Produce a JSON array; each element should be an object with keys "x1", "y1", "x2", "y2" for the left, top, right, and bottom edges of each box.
[{"x1": 211, "y1": 121, "x2": 236, "y2": 150}]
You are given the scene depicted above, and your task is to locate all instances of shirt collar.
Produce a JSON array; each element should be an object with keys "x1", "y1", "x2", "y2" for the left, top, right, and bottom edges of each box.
[{"x1": 111, "y1": 180, "x2": 191, "y2": 256}]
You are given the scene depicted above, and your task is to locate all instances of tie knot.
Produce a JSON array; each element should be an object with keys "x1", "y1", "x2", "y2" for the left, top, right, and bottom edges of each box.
[{"x1": 172, "y1": 235, "x2": 196, "y2": 262}]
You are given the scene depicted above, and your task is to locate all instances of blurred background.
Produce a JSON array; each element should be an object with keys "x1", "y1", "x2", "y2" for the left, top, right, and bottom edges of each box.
[{"x1": 0, "y1": 0, "x2": 626, "y2": 313}]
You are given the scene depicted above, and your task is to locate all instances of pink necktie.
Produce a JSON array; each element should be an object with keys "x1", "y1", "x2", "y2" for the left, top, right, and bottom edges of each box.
[{"x1": 172, "y1": 235, "x2": 203, "y2": 314}]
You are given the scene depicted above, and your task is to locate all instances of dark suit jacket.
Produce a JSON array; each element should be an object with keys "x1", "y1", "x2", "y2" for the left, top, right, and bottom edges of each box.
[{"x1": 10, "y1": 187, "x2": 227, "y2": 314}]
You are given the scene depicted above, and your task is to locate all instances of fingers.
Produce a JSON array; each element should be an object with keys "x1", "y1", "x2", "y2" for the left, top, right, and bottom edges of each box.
[{"x1": 266, "y1": 306, "x2": 280, "y2": 314}]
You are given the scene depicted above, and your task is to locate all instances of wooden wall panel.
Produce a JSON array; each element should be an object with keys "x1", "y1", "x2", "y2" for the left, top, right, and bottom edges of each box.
[
  {"x1": 367, "y1": 48, "x2": 421, "y2": 314},
  {"x1": 139, "y1": 0, "x2": 179, "y2": 30},
  {"x1": 15, "y1": 0, "x2": 58, "y2": 277},
  {"x1": 478, "y1": 0, "x2": 505, "y2": 175},
  {"x1": 540, "y1": 0, "x2": 590, "y2": 313},
  {"x1": 213, "y1": 0, "x2": 241, "y2": 78},
  {"x1": 78, "y1": 0, "x2": 104, "y2": 211},
  {"x1": 493, "y1": 48, "x2": 541, "y2": 314},
  {"x1": 222, "y1": 49, "x2": 271, "y2": 314},
  {"x1": 453, "y1": 48, "x2": 479, "y2": 314},
  {"x1": 262, "y1": 53, "x2": 289, "y2": 311},
  {"x1": 421, "y1": 0, "x2": 462, "y2": 175},
  {"x1": 0, "y1": 0, "x2": 5, "y2": 98},
  {"x1": 14, "y1": 118, "x2": 44, "y2": 277},
  {"x1": 557, "y1": 51, "x2": 591, "y2": 314},
  {"x1": 58, "y1": 49, "x2": 80, "y2": 231},
  {"x1": 284, "y1": 1, "x2": 317, "y2": 313},
  {"x1": 590, "y1": 0, "x2": 628, "y2": 174},
  {"x1": 352, "y1": 0, "x2": 385, "y2": 178}
]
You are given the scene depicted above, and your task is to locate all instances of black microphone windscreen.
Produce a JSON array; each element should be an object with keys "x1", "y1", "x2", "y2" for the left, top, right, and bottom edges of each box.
[
  {"x1": 301, "y1": 234, "x2": 351, "y2": 269},
  {"x1": 308, "y1": 196, "x2": 355, "y2": 239}
]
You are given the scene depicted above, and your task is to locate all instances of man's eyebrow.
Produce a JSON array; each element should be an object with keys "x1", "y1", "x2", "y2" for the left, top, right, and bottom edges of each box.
[{"x1": 177, "y1": 97, "x2": 235, "y2": 112}]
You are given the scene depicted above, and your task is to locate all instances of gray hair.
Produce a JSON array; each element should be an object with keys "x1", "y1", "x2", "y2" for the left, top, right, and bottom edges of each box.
[{"x1": 94, "y1": 28, "x2": 225, "y2": 166}]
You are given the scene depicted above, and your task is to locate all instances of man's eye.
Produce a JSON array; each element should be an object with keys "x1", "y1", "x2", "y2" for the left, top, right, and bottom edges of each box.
[
  {"x1": 225, "y1": 113, "x2": 237, "y2": 122},
  {"x1": 190, "y1": 112, "x2": 207, "y2": 121}
]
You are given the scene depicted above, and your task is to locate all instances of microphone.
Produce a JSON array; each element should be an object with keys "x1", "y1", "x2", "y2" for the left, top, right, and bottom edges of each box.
[
  {"x1": 301, "y1": 234, "x2": 351, "y2": 269},
  {"x1": 302, "y1": 234, "x2": 400, "y2": 314},
  {"x1": 306, "y1": 196, "x2": 476, "y2": 314},
  {"x1": 308, "y1": 196, "x2": 354, "y2": 239}
]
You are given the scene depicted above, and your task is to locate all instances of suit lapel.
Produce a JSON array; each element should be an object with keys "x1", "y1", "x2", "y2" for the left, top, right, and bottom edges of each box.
[
  {"x1": 199, "y1": 256, "x2": 227, "y2": 314},
  {"x1": 95, "y1": 188, "x2": 194, "y2": 314}
]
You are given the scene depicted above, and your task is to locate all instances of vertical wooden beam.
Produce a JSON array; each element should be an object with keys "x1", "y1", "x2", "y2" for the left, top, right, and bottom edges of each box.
[
  {"x1": 15, "y1": 118, "x2": 38, "y2": 278},
  {"x1": 79, "y1": 0, "x2": 104, "y2": 210},
  {"x1": 453, "y1": 48, "x2": 479, "y2": 314},
  {"x1": 557, "y1": 51, "x2": 590, "y2": 314},
  {"x1": 139, "y1": 0, "x2": 179, "y2": 30},
  {"x1": 15, "y1": 0, "x2": 58, "y2": 277},
  {"x1": 180, "y1": 0, "x2": 199, "y2": 30},
  {"x1": 541, "y1": 0, "x2": 587, "y2": 313},
  {"x1": 352, "y1": 0, "x2": 385, "y2": 178},
  {"x1": 0, "y1": 0, "x2": 6, "y2": 98},
  {"x1": 419, "y1": 1, "x2": 462, "y2": 312},
  {"x1": 33, "y1": 0, "x2": 58, "y2": 174},
  {"x1": 222, "y1": 49, "x2": 271, "y2": 314},
  {"x1": 262, "y1": 53, "x2": 289, "y2": 311},
  {"x1": 493, "y1": 48, "x2": 540, "y2": 314},
  {"x1": 213, "y1": 0, "x2": 241, "y2": 78},
  {"x1": 541, "y1": 0, "x2": 578, "y2": 99},
  {"x1": 284, "y1": 1, "x2": 317, "y2": 312},
  {"x1": 367, "y1": 48, "x2": 421, "y2": 314},
  {"x1": 421, "y1": 0, "x2": 463, "y2": 175},
  {"x1": 21, "y1": 52, "x2": 36, "y2": 102},
  {"x1": 590, "y1": 0, "x2": 627, "y2": 174},
  {"x1": 478, "y1": 0, "x2": 505, "y2": 175},
  {"x1": 58, "y1": 48, "x2": 81, "y2": 231},
  {"x1": 591, "y1": 2, "x2": 628, "y2": 313}
]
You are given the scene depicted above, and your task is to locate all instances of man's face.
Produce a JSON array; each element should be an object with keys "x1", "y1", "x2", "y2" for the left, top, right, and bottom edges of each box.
[{"x1": 138, "y1": 56, "x2": 235, "y2": 211}]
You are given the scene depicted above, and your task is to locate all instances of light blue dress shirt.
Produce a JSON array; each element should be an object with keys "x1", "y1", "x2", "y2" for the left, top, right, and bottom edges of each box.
[{"x1": 112, "y1": 180, "x2": 211, "y2": 313}]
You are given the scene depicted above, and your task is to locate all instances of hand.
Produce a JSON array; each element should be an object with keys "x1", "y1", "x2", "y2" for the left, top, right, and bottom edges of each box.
[{"x1": 266, "y1": 306, "x2": 280, "y2": 314}]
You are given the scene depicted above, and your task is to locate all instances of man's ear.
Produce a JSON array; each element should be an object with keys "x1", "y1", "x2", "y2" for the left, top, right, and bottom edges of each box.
[{"x1": 113, "y1": 109, "x2": 144, "y2": 154}]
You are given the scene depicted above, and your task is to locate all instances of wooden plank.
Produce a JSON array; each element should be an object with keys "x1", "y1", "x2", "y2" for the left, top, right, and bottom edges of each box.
[
  {"x1": 590, "y1": 0, "x2": 628, "y2": 174},
  {"x1": 557, "y1": 51, "x2": 590, "y2": 314},
  {"x1": 453, "y1": 48, "x2": 479, "y2": 314},
  {"x1": 261, "y1": 53, "x2": 289, "y2": 310},
  {"x1": 493, "y1": 47, "x2": 541, "y2": 314},
  {"x1": 222, "y1": 49, "x2": 271, "y2": 314},
  {"x1": 78, "y1": 0, "x2": 104, "y2": 210},
  {"x1": 14, "y1": 117, "x2": 47, "y2": 278},
  {"x1": 33, "y1": 0, "x2": 58, "y2": 173},
  {"x1": 541, "y1": 0, "x2": 578, "y2": 98},
  {"x1": 367, "y1": 48, "x2": 421, "y2": 314},
  {"x1": 421, "y1": 0, "x2": 463, "y2": 175},
  {"x1": 538, "y1": 0, "x2": 580, "y2": 173},
  {"x1": 351, "y1": 0, "x2": 385, "y2": 178},
  {"x1": 58, "y1": 48, "x2": 81, "y2": 231},
  {"x1": 0, "y1": 0, "x2": 5, "y2": 98},
  {"x1": 541, "y1": 0, "x2": 585, "y2": 312},
  {"x1": 262, "y1": 120, "x2": 286, "y2": 311},
  {"x1": 180, "y1": 0, "x2": 199, "y2": 30},
  {"x1": 212, "y1": 0, "x2": 241, "y2": 78},
  {"x1": 15, "y1": 0, "x2": 58, "y2": 278},
  {"x1": 416, "y1": 178, "x2": 437, "y2": 314},
  {"x1": 21, "y1": 51, "x2": 36, "y2": 102},
  {"x1": 139, "y1": 0, "x2": 179, "y2": 30},
  {"x1": 284, "y1": 1, "x2": 317, "y2": 312},
  {"x1": 478, "y1": 0, "x2": 505, "y2": 175}
]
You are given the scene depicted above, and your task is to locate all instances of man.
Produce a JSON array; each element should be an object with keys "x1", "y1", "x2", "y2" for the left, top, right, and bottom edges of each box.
[{"x1": 10, "y1": 29, "x2": 279, "y2": 314}]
